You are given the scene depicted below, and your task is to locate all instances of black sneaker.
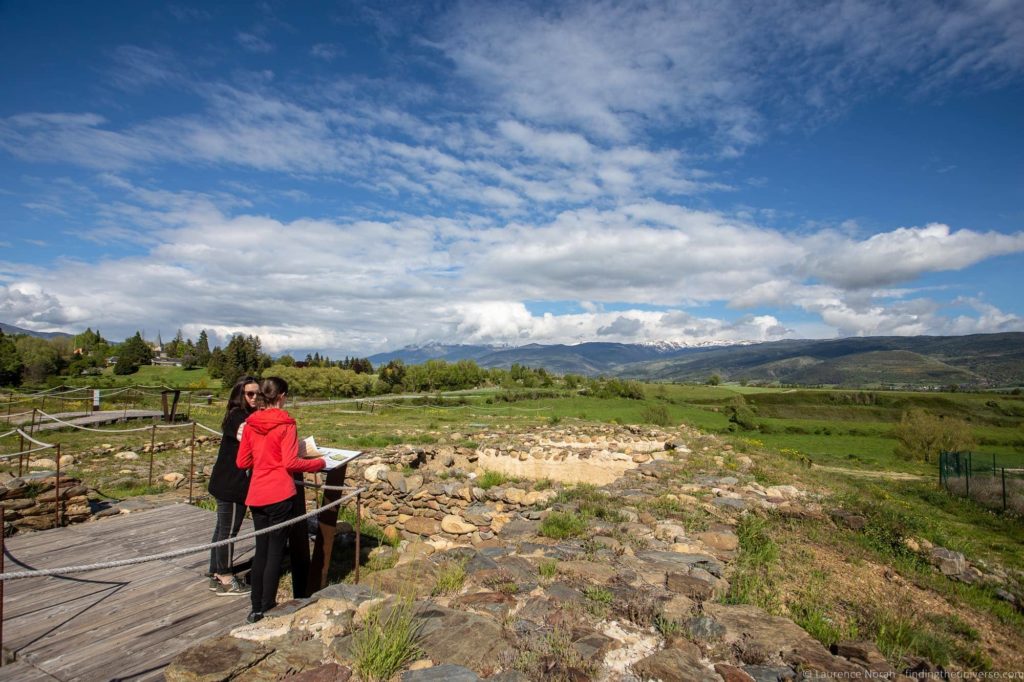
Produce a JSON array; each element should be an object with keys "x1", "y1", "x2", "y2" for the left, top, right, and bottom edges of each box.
[
  {"x1": 246, "y1": 611, "x2": 264, "y2": 624},
  {"x1": 207, "y1": 576, "x2": 221, "y2": 592},
  {"x1": 216, "y1": 576, "x2": 250, "y2": 597}
]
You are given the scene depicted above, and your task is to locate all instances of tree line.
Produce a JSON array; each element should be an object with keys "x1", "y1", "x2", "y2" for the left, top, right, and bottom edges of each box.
[{"x1": 0, "y1": 328, "x2": 648, "y2": 405}]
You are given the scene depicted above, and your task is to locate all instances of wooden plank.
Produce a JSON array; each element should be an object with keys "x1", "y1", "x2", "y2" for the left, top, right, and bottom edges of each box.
[
  {"x1": 0, "y1": 659, "x2": 61, "y2": 681},
  {"x1": 0, "y1": 504, "x2": 268, "y2": 681}
]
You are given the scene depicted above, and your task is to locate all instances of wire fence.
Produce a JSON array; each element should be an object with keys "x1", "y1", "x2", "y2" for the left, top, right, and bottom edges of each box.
[{"x1": 939, "y1": 451, "x2": 1024, "y2": 514}]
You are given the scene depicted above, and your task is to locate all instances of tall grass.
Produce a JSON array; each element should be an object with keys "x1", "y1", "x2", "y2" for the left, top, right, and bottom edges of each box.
[{"x1": 350, "y1": 598, "x2": 423, "y2": 681}]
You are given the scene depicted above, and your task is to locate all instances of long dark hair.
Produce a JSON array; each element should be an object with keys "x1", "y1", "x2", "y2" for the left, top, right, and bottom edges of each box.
[
  {"x1": 256, "y1": 376, "x2": 288, "y2": 409},
  {"x1": 221, "y1": 375, "x2": 259, "y2": 430}
]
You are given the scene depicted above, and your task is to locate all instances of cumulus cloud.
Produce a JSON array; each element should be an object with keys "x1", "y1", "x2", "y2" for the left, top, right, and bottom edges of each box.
[
  {"x1": 805, "y1": 223, "x2": 1024, "y2": 288},
  {"x1": 2, "y1": 185, "x2": 1019, "y2": 350}
]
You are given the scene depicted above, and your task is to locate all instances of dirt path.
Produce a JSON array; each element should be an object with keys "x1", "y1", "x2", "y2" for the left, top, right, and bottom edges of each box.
[{"x1": 813, "y1": 464, "x2": 928, "y2": 481}]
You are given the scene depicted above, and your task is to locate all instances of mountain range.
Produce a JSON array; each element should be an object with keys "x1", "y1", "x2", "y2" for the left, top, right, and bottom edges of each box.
[
  {"x1": 0, "y1": 322, "x2": 72, "y2": 340},
  {"x1": 369, "y1": 333, "x2": 1024, "y2": 387}
]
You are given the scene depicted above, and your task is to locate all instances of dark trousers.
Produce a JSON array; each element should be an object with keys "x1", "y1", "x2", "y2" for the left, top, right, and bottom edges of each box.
[
  {"x1": 209, "y1": 499, "x2": 246, "y2": 575},
  {"x1": 249, "y1": 491, "x2": 311, "y2": 613}
]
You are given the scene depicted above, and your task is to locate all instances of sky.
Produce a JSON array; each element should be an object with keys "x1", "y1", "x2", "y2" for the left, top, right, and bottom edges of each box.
[{"x1": 1, "y1": 0, "x2": 1023, "y2": 357}]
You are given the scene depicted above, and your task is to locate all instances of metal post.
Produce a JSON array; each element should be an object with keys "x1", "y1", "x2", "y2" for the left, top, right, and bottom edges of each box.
[
  {"x1": 188, "y1": 422, "x2": 196, "y2": 504},
  {"x1": 965, "y1": 451, "x2": 971, "y2": 500},
  {"x1": 55, "y1": 444, "x2": 61, "y2": 527},
  {"x1": 148, "y1": 424, "x2": 157, "y2": 487},
  {"x1": 993, "y1": 453, "x2": 997, "y2": 475},
  {"x1": 355, "y1": 492, "x2": 361, "y2": 585},
  {"x1": 1002, "y1": 467, "x2": 1007, "y2": 512}
]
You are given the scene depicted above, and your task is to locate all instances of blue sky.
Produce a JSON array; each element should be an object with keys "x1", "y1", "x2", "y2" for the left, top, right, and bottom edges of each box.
[{"x1": 1, "y1": 0, "x2": 1022, "y2": 356}]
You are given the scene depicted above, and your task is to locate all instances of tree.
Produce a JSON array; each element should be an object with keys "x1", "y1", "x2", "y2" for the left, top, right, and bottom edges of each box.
[
  {"x1": 217, "y1": 334, "x2": 269, "y2": 386},
  {"x1": 378, "y1": 359, "x2": 406, "y2": 391},
  {"x1": 15, "y1": 336, "x2": 64, "y2": 384},
  {"x1": 195, "y1": 330, "x2": 212, "y2": 366},
  {"x1": 893, "y1": 409, "x2": 975, "y2": 464},
  {"x1": 114, "y1": 332, "x2": 154, "y2": 375},
  {"x1": 706, "y1": 374, "x2": 722, "y2": 386},
  {"x1": 0, "y1": 331, "x2": 23, "y2": 386}
]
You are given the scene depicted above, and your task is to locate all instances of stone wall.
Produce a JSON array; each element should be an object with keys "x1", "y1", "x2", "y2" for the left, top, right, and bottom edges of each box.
[
  {"x1": 1, "y1": 474, "x2": 90, "y2": 533},
  {"x1": 343, "y1": 424, "x2": 680, "y2": 545}
]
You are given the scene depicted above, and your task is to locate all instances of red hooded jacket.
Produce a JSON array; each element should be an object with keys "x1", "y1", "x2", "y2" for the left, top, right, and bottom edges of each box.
[{"x1": 236, "y1": 408, "x2": 325, "y2": 507}]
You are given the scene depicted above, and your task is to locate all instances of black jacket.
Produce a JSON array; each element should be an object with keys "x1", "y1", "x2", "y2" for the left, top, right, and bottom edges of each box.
[{"x1": 208, "y1": 408, "x2": 251, "y2": 503}]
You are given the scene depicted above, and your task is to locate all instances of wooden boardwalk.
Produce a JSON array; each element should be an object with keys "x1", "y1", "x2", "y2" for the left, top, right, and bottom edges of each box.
[
  {"x1": 23, "y1": 410, "x2": 165, "y2": 433},
  {"x1": 1, "y1": 504, "x2": 255, "y2": 681}
]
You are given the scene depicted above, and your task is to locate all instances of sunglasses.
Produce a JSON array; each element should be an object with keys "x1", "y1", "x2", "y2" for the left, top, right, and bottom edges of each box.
[{"x1": 244, "y1": 391, "x2": 259, "y2": 398}]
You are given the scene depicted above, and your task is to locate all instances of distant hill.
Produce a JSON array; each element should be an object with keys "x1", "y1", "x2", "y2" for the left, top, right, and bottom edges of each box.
[
  {"x1": 368, "y1": 334, "x2": 1024, "y2": 387},
  {"x1": 615, "y1": 333, "x2": 1024, "y2": 387},
  {"x1": 0, "y1": 321, "x2": 72, "y2": 340},
  {"x1": 368, "y1": 340, "x2": 733, "y2": 375}
]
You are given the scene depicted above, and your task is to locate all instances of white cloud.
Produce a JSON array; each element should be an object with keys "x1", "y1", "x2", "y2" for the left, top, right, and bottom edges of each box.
[
  {"x1": 805, "y1": 223, "x2": 1024, "y2": 288},
  {"x1": 2, "y1": 186, "x2": 1019, "y2": 350},
  {"x1": 435, "y1": 0, "x2": 1024, "y2": 149}
]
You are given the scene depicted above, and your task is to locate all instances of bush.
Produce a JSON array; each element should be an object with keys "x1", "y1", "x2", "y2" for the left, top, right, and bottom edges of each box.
[
  {"x1": 641, "y1": 404, "x2": 672, "y2": 426},
  {"x1": 893, "y1": 409, "x2": 974, "y2": 463}
]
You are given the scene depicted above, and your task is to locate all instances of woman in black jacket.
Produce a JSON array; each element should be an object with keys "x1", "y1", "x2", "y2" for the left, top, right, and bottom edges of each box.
[{"x1": 207, "y1": 375, "x2": 259, "y2": 595}]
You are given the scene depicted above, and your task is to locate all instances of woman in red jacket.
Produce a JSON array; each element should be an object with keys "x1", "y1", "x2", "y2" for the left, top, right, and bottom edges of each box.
[{"x1": 236, "y1": 376, "x2": 328, "y2": 623}]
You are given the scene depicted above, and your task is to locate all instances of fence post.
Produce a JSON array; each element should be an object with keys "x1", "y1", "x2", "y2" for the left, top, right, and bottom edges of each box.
[
  {"x1": 17, "y1": 431, "x2": 24, "y2": 478},
  {"x1": 1, "y1": 501, "x2": 5, "y2": 667},
  {"x1": 355, "y1": 492, "x2": 362, "y2": 586},
  {"x1": 966, "y1": 451, "x2": 971, "y2": 500},
  {"x1": 1002, "y1": 467, "x2": 1007, "y2": 512},
  {"x1": 148, "y1": 424, "x2": 157, "y2": 487},
  {"x1": 29, "y1": 408, "x2": 37, "y2": 437},
  {"x1": 992, "y1": 453, "x2": 996, "y2": 475},
  {"x1": 55, "y1": 444, "x2": 62, "y2": 527},
  {"x1": 188, "y1": 422, "x2": 196, "y2": 504}
]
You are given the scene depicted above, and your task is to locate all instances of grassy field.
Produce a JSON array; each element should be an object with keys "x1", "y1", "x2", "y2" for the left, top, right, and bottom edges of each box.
[
  {"x1": 59, "y1": 365, "x2": 221, "y2": 390},
  {"x1": 2, "y1": 378, "x2": 1021, "y2": 671}
]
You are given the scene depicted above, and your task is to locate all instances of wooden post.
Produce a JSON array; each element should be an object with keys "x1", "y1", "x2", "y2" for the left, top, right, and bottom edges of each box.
[
  {"x1": 17, "y1": 432, "x2": 24, "y2": 478},
  {"x1": 965, "y1": 451, "x2": 971, "y2": 499},
  {"x1": 148, "y1": 424, "x2": 157, "y2": 487},
  {"x1": 307, "y1": 466, "x2": 349, "y2": 592},
  {"x1": 355, "y1": 492, "x2": 361, "y2": 585},
  {"x1": 54, "y1": 444, "x2": 61, "y2": 527},
  {"x1": 188, "y1": 422, "x2": 196, "y2": 504},
  {"x1": 29, "y1": 408, "x2": 37, "y2": 437},
  {"x1": 1002, "y1": 468, "x2": 1007, "y2": 512},
  {"x1": 1, "y1": 502, "x2": 5, "y2": 667}
]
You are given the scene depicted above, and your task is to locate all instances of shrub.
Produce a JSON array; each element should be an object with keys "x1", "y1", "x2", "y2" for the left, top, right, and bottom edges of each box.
[
  {"x1": 893, "y1": 409, "x2": 974, "y2": 463},
  {"x1": 640, "y1": 404, "x2": 671, "y2": 427}
]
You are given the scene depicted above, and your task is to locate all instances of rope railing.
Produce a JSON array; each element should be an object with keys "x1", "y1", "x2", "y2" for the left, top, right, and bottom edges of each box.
[
  {"x1": 33, "y1": 410, "x2": 157, "y2": 433},
  {"x1": 0, "y1": 444, "x2": 54, "y2": 461},
  {"x1": 0, "y1": 484, "x2": 366, "y2": 581}
]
